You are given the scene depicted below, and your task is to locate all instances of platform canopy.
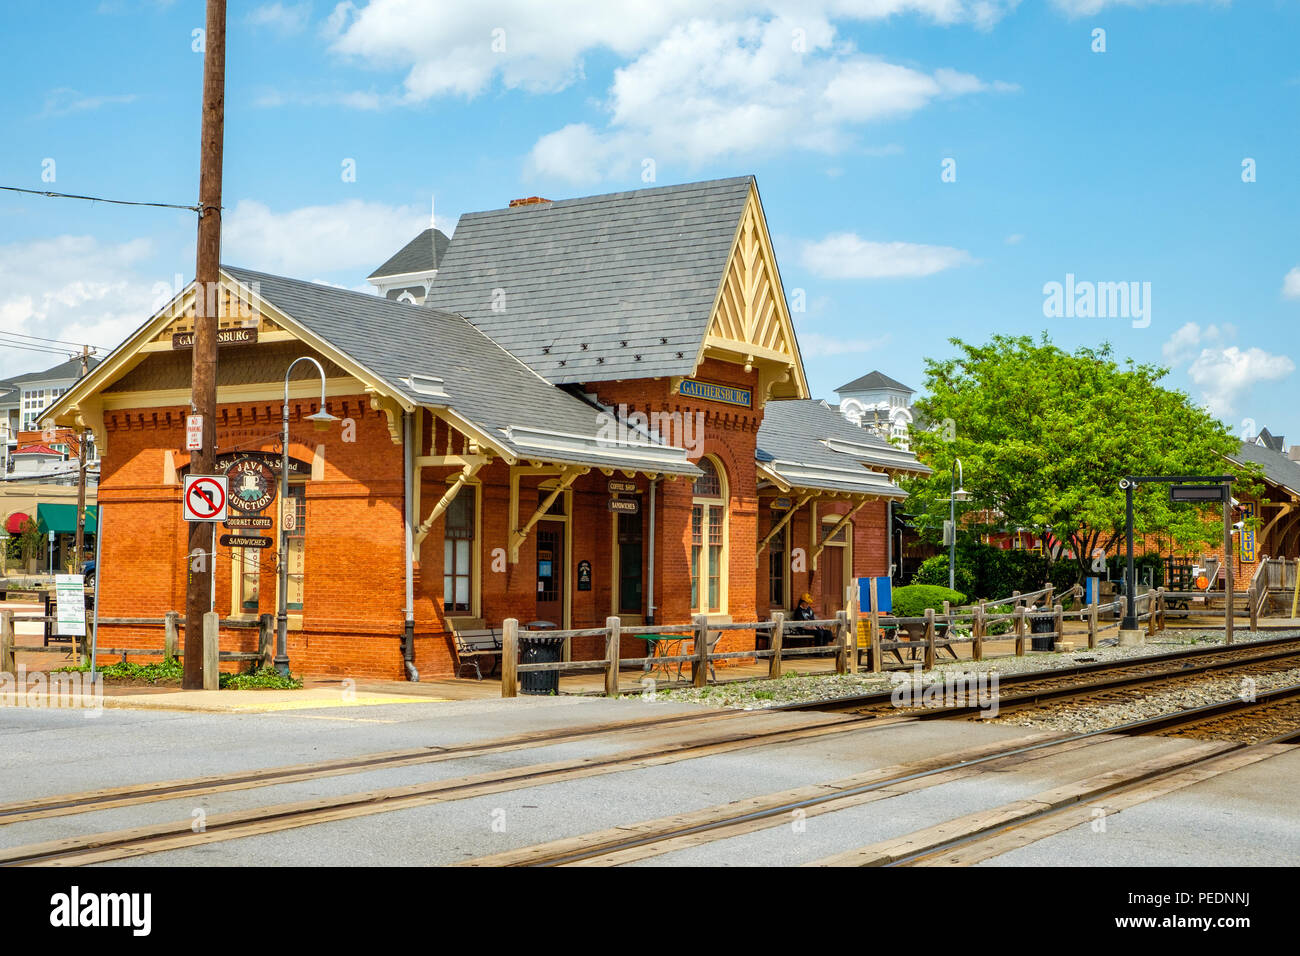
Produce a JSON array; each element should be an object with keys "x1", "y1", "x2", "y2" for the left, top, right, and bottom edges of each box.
[{"x1": 756, "y1": 399, "x2": 929, "y2": 497}]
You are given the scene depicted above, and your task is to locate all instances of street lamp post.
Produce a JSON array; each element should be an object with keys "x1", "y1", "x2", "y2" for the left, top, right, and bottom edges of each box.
[
  {"x1": 948, "y1": 459, "x2": 968, "y2": 591},
  {"x1": 276, "y1": 357, "x2": 338, "y2": 676}
]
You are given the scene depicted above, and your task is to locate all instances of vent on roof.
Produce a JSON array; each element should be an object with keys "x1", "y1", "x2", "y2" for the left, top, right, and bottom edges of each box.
[
  {"x1": 508, "y1": 196, "x2": 552, "y2": 207},
  {"x1": 400, "y1": 374, "x2": 449, "y2": 399}
]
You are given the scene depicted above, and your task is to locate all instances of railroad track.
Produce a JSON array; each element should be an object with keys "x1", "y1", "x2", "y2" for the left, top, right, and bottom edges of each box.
[
  {"x1": 458, "y1": 685, "x2": 1300, "y2": 867},
  {"x1": 7, "y1": 642, "x2": 1296, "y2": 867},
  {"x1": 780, "y1": 636, "x2": 1300, "y2": 721},
  {"x1": 0, "y1": 705, "x2": 925, "y2": 866},
  {"x1": 873, "y1": 687, "x2": 1300, "y2": 867}
]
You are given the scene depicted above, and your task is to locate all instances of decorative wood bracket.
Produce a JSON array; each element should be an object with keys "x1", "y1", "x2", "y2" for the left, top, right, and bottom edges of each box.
[
  {"x1": 756, "y1": 492, "x2": 813, "y2": 557},
  {"x1": 366, "y1": 389, "x2": 403, "y2": 445},
  {"x1": 810, "y1": 498, "x2": 869, "y2": 564},
  {"x1": 508, "y1": 466, "x2": 586, "y2": 563}
]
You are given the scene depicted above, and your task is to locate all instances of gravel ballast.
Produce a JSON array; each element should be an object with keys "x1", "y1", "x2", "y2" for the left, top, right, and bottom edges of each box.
[{"x1": 642, "y1": 629, "x2": 1300, "y2": 712}]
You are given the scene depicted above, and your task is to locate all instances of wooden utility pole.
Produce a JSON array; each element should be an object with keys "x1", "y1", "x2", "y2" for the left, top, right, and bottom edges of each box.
[
  {"x1": 184, "y1": 0, "x2": 227, "y2": 690},
  {"x1": 73, "y1": 345, "x2": 90, "y2": 574}
]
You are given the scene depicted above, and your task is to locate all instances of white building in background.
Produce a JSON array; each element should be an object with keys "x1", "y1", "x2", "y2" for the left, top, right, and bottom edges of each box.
[{"x1": 834, "y1": 371, "x2": 916, "y2": 448}]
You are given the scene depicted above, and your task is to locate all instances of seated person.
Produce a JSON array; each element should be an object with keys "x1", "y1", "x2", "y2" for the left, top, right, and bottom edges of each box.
[{"x1": 790, "y1": 592, "x2": 833, "y2": 645}]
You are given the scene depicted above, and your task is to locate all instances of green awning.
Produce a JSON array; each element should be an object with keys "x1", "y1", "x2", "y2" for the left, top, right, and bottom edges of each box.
[{"x1": 35, "y1": 503, "x2": 97, "y2": 536}]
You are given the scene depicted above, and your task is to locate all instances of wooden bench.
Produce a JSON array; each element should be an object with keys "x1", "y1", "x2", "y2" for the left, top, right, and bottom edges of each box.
[{"x1": 453, "y1": 627, "x2": 502, "y2": 680}]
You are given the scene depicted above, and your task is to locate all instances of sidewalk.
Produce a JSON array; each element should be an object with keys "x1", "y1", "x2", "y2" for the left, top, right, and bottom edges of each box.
[{"x1": 0, "y1": 680, "x2": 442, "y2": 714}]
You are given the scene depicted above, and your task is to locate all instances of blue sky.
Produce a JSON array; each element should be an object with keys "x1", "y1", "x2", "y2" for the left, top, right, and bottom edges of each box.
[{"x1": 1, "y1": 0, "x2": 1297, "y2": 442}]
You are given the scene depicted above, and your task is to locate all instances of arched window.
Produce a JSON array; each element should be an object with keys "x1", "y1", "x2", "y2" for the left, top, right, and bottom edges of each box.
[{"x1": 691, "y1": 457, "x2": 728, "y2": 613}]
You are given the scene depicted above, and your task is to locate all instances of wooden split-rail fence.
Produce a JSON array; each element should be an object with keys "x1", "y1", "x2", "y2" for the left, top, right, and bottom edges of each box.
[
  {"x1": 496, "y1": 566, "x2": 1300, "y2": 697},
  {"x1": 0, "y1": 608, "x2": 272, "y2": 678}
]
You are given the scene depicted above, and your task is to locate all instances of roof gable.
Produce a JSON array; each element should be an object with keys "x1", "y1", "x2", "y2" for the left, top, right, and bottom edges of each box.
[
  {"x1": 423, "y1": 176, "x2": 755, "y2": 385},
  {"x1": 836, "y1": 370, "x2": 912, "y2": 394},
  {"x1": 368, "y1": 227, "x2": 451, "y2": 280},
  {"x1": 695, "y1": 185, "x2": 808, "y2": 401},
  {"x1": 1229, "y1": 440, "x2": 1300, "y2": 498}
]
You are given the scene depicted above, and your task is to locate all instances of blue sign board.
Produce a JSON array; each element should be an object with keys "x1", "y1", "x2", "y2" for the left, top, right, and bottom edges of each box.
[
  {"x1": 857, "y1": 576, "x2": 892, "y2": 613},
  {"x1": 678, "y1": 379, "x2": 752, "y2": 408}
]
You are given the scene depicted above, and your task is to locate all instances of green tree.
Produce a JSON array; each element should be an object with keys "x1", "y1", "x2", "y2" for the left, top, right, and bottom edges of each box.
[
  {"x1": 906, "y1": 334, "x2": 1258, "y2": 576},
  {"x1": 17, "y1": 517, "x2": 43, "y2": 570}
]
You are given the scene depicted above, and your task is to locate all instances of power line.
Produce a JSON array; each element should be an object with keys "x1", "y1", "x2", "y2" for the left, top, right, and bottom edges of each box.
[
  {"x1": 0, "y1": 329, "x2": 104, "y2": 349},
  {"x1": 0, "y1": 339, "x2": 79, "y2": 358},
  {"x1": 0, "y1": 184, "x2": 202, "y2": 212},
  {"x1": 0, "y1": 334, "x2": 96, "y2": 354}
]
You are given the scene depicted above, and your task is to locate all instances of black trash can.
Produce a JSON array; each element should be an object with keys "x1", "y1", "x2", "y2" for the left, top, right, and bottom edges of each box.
[
  {"x1": 1029, "y1": 611, "x2": 1055, "y2": 651},
  {"x1": 519, "y1": 635, "x2": 565, "y2": 695}
]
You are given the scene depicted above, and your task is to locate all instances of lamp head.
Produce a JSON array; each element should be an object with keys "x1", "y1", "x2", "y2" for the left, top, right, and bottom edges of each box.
[{"x1": 306, "y1": 408, "x2": 339, "y2": 432}]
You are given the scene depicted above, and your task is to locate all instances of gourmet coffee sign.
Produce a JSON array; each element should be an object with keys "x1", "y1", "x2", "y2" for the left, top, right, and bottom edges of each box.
[{"x1": 224, "y1": 456, "x2": 278, "y2": 514}]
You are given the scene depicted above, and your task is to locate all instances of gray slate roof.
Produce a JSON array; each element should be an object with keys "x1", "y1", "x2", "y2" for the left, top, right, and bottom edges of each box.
[
  {"x1": 222, "y1": 266, "x2": 699, "y2": 477},
  {"x1": 758, "y1": 400, "x2": 930, "y2": 476},
  {"x1": 1229, "y1": 440, "x2": 1300, "y2": 498},
  {"x1": 835, "y1": 370, "x2": 912, "y2": 394},
  {"x1": 422, "y1": 176, "x2": 755, "y2": 385},
  {"x1": 6, "y1": 356, "x2": 101, "y2": 385},
  {"x1": 368, "y1": 228, "x2": 451, "y2": 279},
  {"x1": 1253, "y1": 428, "x2": 1285, "y2": 453}
]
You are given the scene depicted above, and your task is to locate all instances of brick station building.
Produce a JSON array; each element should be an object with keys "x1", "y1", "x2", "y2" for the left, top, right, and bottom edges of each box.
[{"x1": 44, "y1": 176, "x2": 928, "y2": 680}]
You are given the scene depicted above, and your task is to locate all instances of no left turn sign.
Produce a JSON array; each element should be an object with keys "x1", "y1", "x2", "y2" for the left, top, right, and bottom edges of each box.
[{"x1": 184, "y1": 475, "x2": 228, "y2": 522}]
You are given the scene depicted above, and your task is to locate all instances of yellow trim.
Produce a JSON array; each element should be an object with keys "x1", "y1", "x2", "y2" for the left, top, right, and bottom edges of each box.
[
  {"x1": 42, "y1": 273, "x2": 423, "y2": 451},
  {"x1": 437, "y1": 477, "x2": 481, "y2": 620},
  {"x1": 508, "y1": 465, "x2": 585, "y2": 563},
  {"x1": 691, "y1": 184, "x2": 809, "y2": 402},
  {"x1": 691, "y1": 454, "x2": 730, "y2": 614},
  {"x1": 98, "y1": 378, "x2": 362, "y2": 411}
]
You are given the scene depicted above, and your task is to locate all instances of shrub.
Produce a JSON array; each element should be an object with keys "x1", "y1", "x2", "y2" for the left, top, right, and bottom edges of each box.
[
  {"x1": 910, "y1": 554, "x2": 977, "y2": 598},
  {"x1": 893, "y1": 584, "x2": 966, "y2": 618}
]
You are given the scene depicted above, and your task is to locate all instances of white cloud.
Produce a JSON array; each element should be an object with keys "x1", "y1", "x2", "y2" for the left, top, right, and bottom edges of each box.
[
  {"x1": 1283, "y1": 265, "x2": 1300, "y2": 299},
  {"x1": 223, "y1": 199, "x2": 449, "y2": 276},
  {"x1": 1049, "y1": 0, "x2": 1226, "y2": 16},
  {"x1": 1004, "y1": 233, "x2": 1024, "y2": 245},
  {"x1": 1163, "y1": 322, "x2": 1293, "y2": 418},
  {"x1": 796, "y1": 330, "x2": 891, "y2": 357},
  {"x1": 527, "y1": 17, "x2": 1013, "y2": 182},
  {"x1": 800, "y1": 233, "x2": 973, "y2": 279},
  {"x1": 326, "y1": 2, "x2": 1019, "y2": 102},
  {"x1": 0, "y1": 235, "x2": 158, "y2": 380},
  {"x1": 1161, "y1": 321, "x2": 1237, "y2": 365},
  {"x1": 1187, "y1": 347, "x2": 1294, "y2": 418},
  {"x1": 41, "y1": 88, "x2": 138, "y2": 116},
  {"x1": 247, "y1": 2, "x2": 313, "y2": 34}
]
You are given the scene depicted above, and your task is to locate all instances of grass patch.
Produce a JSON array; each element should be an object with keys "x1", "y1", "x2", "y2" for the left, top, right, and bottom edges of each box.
[
  {"x1": 53, "y1": 657, "x2": 302, "y2": 690},
  {"x1": 219, "y1": 668, "x2": 303, "y2": 690},
  {"x1": 53, "y1": 657, "x2": 185, "y2": 684}
]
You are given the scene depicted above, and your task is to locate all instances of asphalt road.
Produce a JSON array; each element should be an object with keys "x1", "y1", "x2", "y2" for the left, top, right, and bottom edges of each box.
[{"x1": 1, "y1": 696, "x2": 1296, "y2": 867}]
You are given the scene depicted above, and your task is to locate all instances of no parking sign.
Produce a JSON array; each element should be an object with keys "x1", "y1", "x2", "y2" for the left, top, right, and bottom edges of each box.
[{"x1": 183, "y1": 475, "x2": 228, "y2": 522}]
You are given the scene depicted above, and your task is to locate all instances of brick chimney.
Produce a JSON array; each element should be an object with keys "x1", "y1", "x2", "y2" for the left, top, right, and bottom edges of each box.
[{"x1": 508, "y1": 196, "x2": 552, "y2": 207}]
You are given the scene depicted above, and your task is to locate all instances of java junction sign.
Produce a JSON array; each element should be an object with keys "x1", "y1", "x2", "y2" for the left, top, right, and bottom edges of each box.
[{"x1": 225, "y1": 456, "x2": 277, "y2": 515}]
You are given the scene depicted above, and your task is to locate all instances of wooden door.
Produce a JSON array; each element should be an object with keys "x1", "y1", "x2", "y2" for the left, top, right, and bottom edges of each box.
[
  {"x1": 819, "y1": 546, "x2": 845, "y2": 615},
  {"x1": 536, "y1": 526, "x2": 564, "y2": 625}
]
